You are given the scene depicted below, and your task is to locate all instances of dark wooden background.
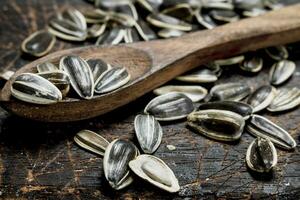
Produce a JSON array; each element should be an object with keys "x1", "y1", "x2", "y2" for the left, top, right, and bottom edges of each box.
[{"x1": 0, "y1": 0, "x2": 299, "y2": 199}]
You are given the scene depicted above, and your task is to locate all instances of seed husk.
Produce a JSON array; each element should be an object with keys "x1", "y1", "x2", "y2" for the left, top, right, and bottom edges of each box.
[
  {"x1": 135, "y1": 19, "x2": 157, "y2": 41},
  {"x1": 187, "y1": 109, "x2": 245, "y2": 141},
  {"x1": 59, "y1": 55, "x2": 94, "y2": 99},
  {"x1": 269, "y1": 60, "x2": 295, "y2": 86},
  {"x1": 203, "y1": 1, "x2": 234, "y2": 10},
  {"x1": 21, "y1": 30, "x2": 56, "y2": 57},
  {"x1": 210, "y1": 82, "x2": 252, "y2": 101},
  {"x1": 95, "y1": 26, "x2": 125, "y2": 45},
  {"x1": 215, "y1": 55, "x2": 245, "y2": 66},
  {"x1": 247, "y1": 85, "x2": 276, "y2": 113},
  {"x1": 136, "y1": 0, "x2": 163, "y2": 13},
  {"x1": 161, "y1": 3, "x2": 194, "y2": 19},
  {"x1": 109, "y1": 12, "x2": 136, "y2": 27},
  {"x1": 197, "y1": 101, "x2": 253, "y2": 120},
  {"x1": 147, "y1": 13, "x2": 192, "y2": 31},
  {"x1": 158, "y1": 28, "x2": 185, "y2": 38},
  {"x1": 36, "y1": 62, "x2": 58, "y2": 73},
  {"x1": 87, "y1": 59, "x2": 111, "y2": 81},
  {"x1": 176, "y1": 68, "x2": 218, "y2": 83},
  {"x1": 11, "y1": 73, "x2": 62, "y2": 104},
  {"x1": 94, "y1": 66, "x2": 130, "y2": 94},
  {"x1": 144, "y1": 92, "x2": 194, "y2": 121},
  {"x1": 210, "y1": 9, "x2": 240, "y2": 23},
  {"x1": 83, "y1": 9, "x2": 109, "y2": 24},
  {"x1": 59, "y1": 8, "x2": 87, "y2": 30},
  {"x1": 153, "y1": 85, "x2": 207, "y2": 102},
  {"x1": 74, "y1": 129, "x2": 109, "y2": 156},
  {"x1": 129, "y1": 154, "x2": 180, "y2": 193},
  {"x1": 134, "y1": 114, "x2": 163, "y2": 154},
  {"x1": 87, "y1": 23, "x2": 107, "y2": 38},
  {"x1": 124, "y1": 28, "x2": 142, "y2": 43},
  {"x1": 265, "y1": 45, "x2": 289, "y2": 61},
  {"x1": 246, "y1": 137, "x2": 277, "y2": 173},
  {"x1": 38, "y1": 70, "x2": 71, "y2": 98},
  {"x1": 246, "y1": 114, "x2": 296, "y2": 150},
  {"x1": 195, "y1": 10, "x2": 217, "y2": 29},
  {"x1": 103, "y1": 139, "x2": 139, "y2": 190},
  {"x1": 240, "y1": 55, "x2": 263, "y2": 73},
  {"x1": 267, "y1": 87, "x2": 300, "y2": 112},
  {"x1": 48, "y1": 18, "x2": 87, "y2": 41}
]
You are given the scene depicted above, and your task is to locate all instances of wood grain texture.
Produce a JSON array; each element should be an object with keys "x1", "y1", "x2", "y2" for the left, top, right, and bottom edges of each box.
[
  {"x1": 0, "y1": 0, "x2": 299, "y2": 199},
  {"x1": 2, "y1": 4, "x2": 300, "y2": 122}
]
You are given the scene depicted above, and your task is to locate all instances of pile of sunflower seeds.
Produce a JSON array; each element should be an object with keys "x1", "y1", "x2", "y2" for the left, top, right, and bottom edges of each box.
[
  {"x1": 14, "y1": 0, "x2": 300, "y2": 194},
  {"x1": 10, "y1": 55, "x2": 131, "y2": 104},
  {"x1": 21, "y1": 0, "x2": 285, "y2": 57}
]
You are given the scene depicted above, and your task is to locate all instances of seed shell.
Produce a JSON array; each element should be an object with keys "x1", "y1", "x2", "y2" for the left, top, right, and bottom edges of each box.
[
  {"x1": 147, "y1": 13, "x2": 192, "y2": 31},
  {"x1": 176, "y1": 68, "x2": 217, "y2": 83},
  {"x1": 268, "y1": 87, "x2": 300, "y2": 112},
  {"x1": 210, "y1": 82, "x2": 252, "y2": 101},
  {"x1": 134, "y1": 114, "x2": 163, "y2": 154},
  {"x1": 87, "y1": 59, "x2": 111, "y2": 81},
  {"x1": 269, "y1": 60, "x2": 295, "y2": 85},
  {"x1": 247, "y1": 85, "x2": 276, "y2": 113},
  {"x1": 144, "y1": 92, "x2": 194, "y2": 121},
  {"x1": 129, "y1": 154, "x2": 180, "y2": 193},
  {"x1": 37, "y1": 62, "x2": 58, "y2": 73}
]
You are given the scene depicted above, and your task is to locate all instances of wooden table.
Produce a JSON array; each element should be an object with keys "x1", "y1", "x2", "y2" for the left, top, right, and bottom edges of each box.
[{"x1": 0, "y1": 0, "x2": 299, "y2": 199}]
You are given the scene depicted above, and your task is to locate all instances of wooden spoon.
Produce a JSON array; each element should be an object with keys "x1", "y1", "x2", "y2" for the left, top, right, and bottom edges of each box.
[{"x1": 1, "y1": 5, "x2": 300, "y2": 122}]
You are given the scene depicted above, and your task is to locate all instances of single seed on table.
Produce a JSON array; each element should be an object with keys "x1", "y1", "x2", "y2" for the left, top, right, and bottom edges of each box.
[
  {"x1": 246, "y1": 137, "x2": 277, "y2": 173},
  {"x1": 103, "y1": 139, "x2": 139, "y2": 190},
  {"x1": 59, "y1": 55, "x2": 94, "y2": 99},
  {"x1": 265, "y1": 45, "x2": 289, "y2": 61},
  {"x1": 21, "y1": 30, "x2": 56, "y2": 57},
  {"x1": 240, "y1": 55, "x2": 263, "y2": 73},
  {"x1": 267, "y1": 87, "x2": 300, "y2": 112},
  {"x1": 11, "y1": 73, "x2": 62, "y2": 104},
  {"x1": 134, "y1": 114, "x2": 163, "y2": 154},
  {"x1": 129, "y1": 154, "x2": 180, "y2": 193},
  {"x1": 144, "y1": 92, "x2": 194, "y2": 121},
  {"x1": 74, "y1": 129, "x2": 109, "y2": 156},
  {"x1": 176, "y1": 68, "x2": 218, "y2": 83},
  {"x1": 94, "y1": 66, "x2": 130, "y2": 94},
  {"x1": 269, "y1": 60, "x2": 295, "y2": 85},
  {"x1": 187, "y1": 109, "x2": 245, "y2": 142},
  {"x1": 246, "y1": 114, "x2": 296, "y2": 150},
  {"x1": 247, "y1": 85, "x2": 276, "y2": 113},
  {"x1": 210, "y1": 82, "x2": 252, "y2": 101},
  {"x1": 153, "y1": 85, "x2": 207, "y2": 103},
  {"x1": 197, "y1": 101, "x2": 253, "y2": 120}
]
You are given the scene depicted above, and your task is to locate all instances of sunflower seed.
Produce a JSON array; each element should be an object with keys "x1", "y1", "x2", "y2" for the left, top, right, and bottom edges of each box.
[
  {"x1": 147, "y1": 13, "x2": 192, "y2": 31},
  {"x1": 83, "y1": 9, "x2": 109, "y2": 24},
  {"x1": 48, "y1": 18, "x2": 87, "y2": 41},
  {"x1": 11, "y1": 73, "x2": 62, "y2": 104},
  {"x1": 210, "y1": 9, "x2": 240, "y2": 23},
  {"x1": 95, "y1": 26, "x2": 125, "y2": 45},
  {"x1": 210, "y1": 82, "x2": 252, "y2": 101},
  {"x1": 246, "y1": 137, "x2": 277, "y2": 173},
  {"x1": 246, "y1": 114, "x2": 296, "y2": 150},
  {"x1": 109, "y1": 12, "x2": 136, "y2": 27},
  {"x1": 240, "y1": 55, "x2": 263, "y2": 73},
  {"x1": 153, "y1": 85, "x2": 207, "y2": 102},
  {"x1": 197, "y1": 101, "x2": 253, "y2": 120},
  {"x1": 59, "y1": 55, "x2": 94, "y2": 99},
  {"x1": 103, "y1": 139, "x2": 139, "y2": 190},
  {"x1": 129, "y1": 154, "x2": 180, "y2": 193},
  {"x1": 38, "y1": 70, "x2": 71, "y2": 98},
  {"x1": 269, "y1": 60, "x2": 295, "y2": 85},
  {"x1": 203, "y1": 1, "x2": 234, "y2": 10},
  {"x1": 161, "y1": 3, "x2": 194, "y2": 19},
  {"x1": 187, "y1": 109, "x2": 245, "y2": 141},
  {"x1": 215, "y1": 55, "x2": 245, "y2": 66},
  {"x1": 176, "y1": 68, "x2": 218, "y2": 83},
  {"x1": 158, "y1": 28, "x2": 185, "y2": 38},
  {"x1": 136, "y1": 0, "x2": 163, "y2": 13},
  {"x1": 21, "y1": 30, "x2": 56, "y2": 57},
  {"x1": 247, "y1": 85, "x2": 276, "y2": 113},
  {"x1": 36, "y1": 62, "x2": 58, "y2": 73},
  {"x1": 59, "y1": 8, "x2": 87, "y2": 30},
  {"x1": 135, "y1": 19, "x2": 157, "y2": 41},
  {"x1": 87, "y1": 23, "x2": 107, "y2": 38},
  {"x1": 195, "y1": 10, "x2": 217, "y2": 29},
  {"x1": 94, "y1": 66, "x2": 130, "y2": 94},
  {"x1": 233, "y1": 0, "x2": 264, "y2": 10},
  {"x1": 124, "y1": 28, "x2": 142, "y2": 43},
  {"x1": 74, "y1": 130, "x2": 109, "y2": 156},
  {"x1": 268, "y1": 87, "x2": 300, "y2": 112},
  {"x1": 134, "y1": 114, "x2": 163, "y2": 154},
  {"x1": 144, "y1": 92, "x2": 194, "y2": 121},
  {"x1": 87, "y1": 59, "x2": 111, "y2": 82},
  {"x1": 265, "y1": 45, "x2": 289, "y2": 61}
]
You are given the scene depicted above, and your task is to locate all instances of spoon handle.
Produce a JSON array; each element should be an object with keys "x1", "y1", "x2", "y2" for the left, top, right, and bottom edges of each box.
[{"x1": 133, "y1": 4, "x2": 300, "y2": 74}]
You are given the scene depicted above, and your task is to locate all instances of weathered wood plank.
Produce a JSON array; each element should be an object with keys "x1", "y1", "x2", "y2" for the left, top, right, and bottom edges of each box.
[{"x1": 0, "y1": 0, "x2": 299, "y2": 199}]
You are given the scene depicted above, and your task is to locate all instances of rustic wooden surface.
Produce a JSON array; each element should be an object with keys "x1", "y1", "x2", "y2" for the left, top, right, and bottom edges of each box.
[{"x1": 0, "y1": 0, "x2": 299, "y2": 199}]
